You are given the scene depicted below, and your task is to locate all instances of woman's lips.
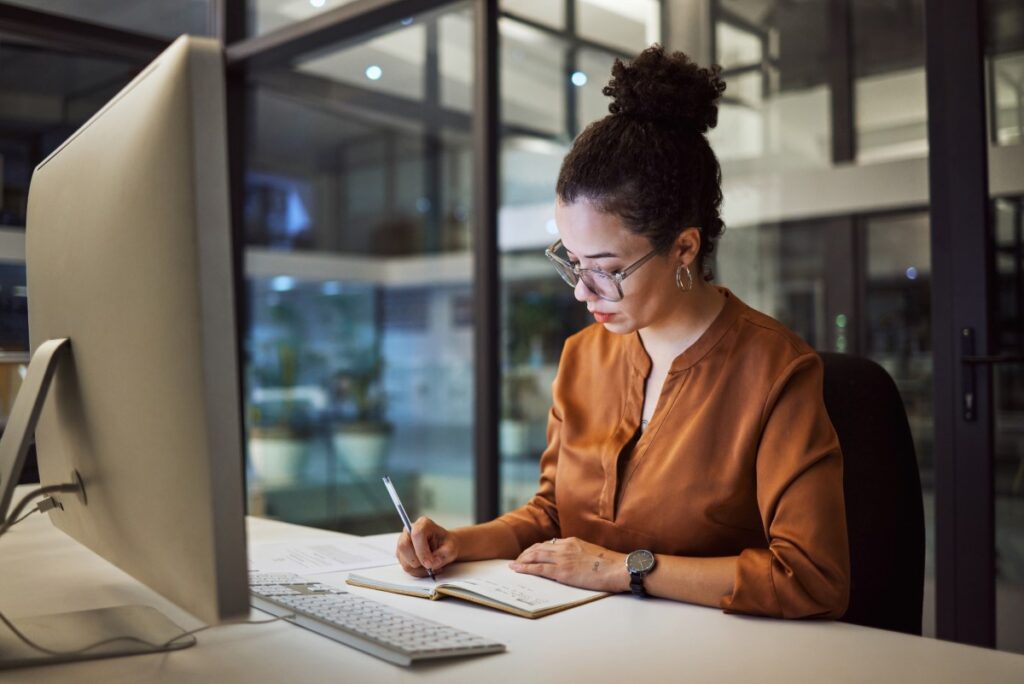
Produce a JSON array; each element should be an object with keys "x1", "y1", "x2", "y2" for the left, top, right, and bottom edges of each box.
[{"x1": 592, "y1": 311, "x2": 615, "y2": 323}]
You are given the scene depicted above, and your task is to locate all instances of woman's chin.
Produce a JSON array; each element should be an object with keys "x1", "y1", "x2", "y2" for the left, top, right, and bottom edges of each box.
[{"x1": 600, "y1": 317, "x2": 634, "y2": 334}]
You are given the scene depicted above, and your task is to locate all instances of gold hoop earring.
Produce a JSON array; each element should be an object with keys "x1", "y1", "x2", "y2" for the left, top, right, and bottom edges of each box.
[{"x1": 675, "y1": 265, "x2": 693, "y2": 292}]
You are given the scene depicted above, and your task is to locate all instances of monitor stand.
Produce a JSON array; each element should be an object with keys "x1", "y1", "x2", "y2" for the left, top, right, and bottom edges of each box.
[{"x1": 0, "y1": 338, "x2": 197, "y2": 669}]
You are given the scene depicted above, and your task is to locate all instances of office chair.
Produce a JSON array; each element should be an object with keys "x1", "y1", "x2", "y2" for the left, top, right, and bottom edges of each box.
[{"x1": 819, "y1": 352, "x2": 925, "y2": 635}]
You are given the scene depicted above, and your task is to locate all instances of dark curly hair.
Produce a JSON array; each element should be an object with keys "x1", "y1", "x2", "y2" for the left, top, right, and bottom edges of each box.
[{"x1": 556, "y1": 45, "x2": 727, "y2": 280}]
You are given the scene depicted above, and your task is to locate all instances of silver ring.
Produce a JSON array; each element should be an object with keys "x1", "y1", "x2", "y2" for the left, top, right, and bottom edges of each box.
[{"x1": 549, "y1": 538, "x2": 557, "y2": 544}]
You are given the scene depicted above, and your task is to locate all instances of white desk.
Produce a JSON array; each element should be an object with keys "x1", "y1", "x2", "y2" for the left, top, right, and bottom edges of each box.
[{"x1": 3, "y1": 491, "x2": 1024, "y2": 683}]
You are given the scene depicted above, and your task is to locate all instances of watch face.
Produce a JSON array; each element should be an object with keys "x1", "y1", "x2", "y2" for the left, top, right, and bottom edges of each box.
[{"x1": 627, "y1": 549, "x2": 655, "y2": 574}]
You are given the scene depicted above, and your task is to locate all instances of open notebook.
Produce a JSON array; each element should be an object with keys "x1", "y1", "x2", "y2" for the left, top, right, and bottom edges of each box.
[{"x1": 346, "y1": 559, "x2": 609, "y2": 619}]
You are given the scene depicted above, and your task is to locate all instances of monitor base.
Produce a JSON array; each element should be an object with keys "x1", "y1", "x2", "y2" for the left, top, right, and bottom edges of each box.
[{"x1": 0, "y1": 604, "x2": 196, "y2": 670}]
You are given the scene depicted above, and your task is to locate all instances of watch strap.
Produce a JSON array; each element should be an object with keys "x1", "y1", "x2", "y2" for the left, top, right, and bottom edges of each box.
[{"x1": 629, "y1": 571, "x2": 648, "y2": 597}]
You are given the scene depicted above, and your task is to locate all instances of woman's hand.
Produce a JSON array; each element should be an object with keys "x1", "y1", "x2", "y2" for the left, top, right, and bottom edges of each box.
[
  {"x1": 395, "y1": 516, "x2": 460, "y2": 577},
  {"x1": 509, "y1": 537, "x2": 629, "y2": 593}
]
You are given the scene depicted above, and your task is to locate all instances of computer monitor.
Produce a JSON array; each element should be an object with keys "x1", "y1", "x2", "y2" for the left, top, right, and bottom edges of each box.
[{"x1": 0, "y1": 35, "x2": 248, "y2": 667}]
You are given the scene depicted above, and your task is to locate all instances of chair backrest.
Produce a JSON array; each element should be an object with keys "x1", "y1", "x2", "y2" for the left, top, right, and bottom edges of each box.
[{"x1": 819, "y1": 352, "x2": 925, "y2": 635}]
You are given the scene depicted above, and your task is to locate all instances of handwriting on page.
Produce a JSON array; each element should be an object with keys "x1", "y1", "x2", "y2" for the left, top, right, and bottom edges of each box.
[{"x1": 450, "y1": 579, "x2": 546, "y2": 607}]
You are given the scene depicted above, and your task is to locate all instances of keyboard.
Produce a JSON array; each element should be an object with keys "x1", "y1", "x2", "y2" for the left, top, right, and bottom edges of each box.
[{"x1": 249, "y1": 572, "x2": 506, "y2": 666}]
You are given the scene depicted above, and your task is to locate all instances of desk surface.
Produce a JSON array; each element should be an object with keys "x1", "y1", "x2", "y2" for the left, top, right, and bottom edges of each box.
[{"x1": 3, "y1": 490, "x2": 1024, "y2": 683}]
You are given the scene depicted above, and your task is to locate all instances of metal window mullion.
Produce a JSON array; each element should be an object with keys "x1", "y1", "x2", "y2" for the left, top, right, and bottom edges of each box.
[
  {"x1": 499, "y1": 9, "x2": 632, "y2": 60},
  {"x1": 220, "y1": 0, "x2": 250, "y2": 509},
  {"x1": 565, "y1": 0, "x2": 578, "y2": 140},
  {"x1": 925, "y1": 0, "x2": 995, "y2": 648},
  {"x1": 226, "y1": 0, "x2": 456, "y2": 70},
  {"x1": 828, "y1": 0, "x2": 854, "y2": 163},
  {"x1": 473, "y1": 0, "x2": 500, "y2": 523},
  {"x1": 425, "y1": 15, "x2": 443, "y2": 253}
]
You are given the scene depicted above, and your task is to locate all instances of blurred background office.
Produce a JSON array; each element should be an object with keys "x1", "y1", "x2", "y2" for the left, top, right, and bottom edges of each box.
[{"x1": 0, "y1": 0, "x2": 1021, "y2": 654}]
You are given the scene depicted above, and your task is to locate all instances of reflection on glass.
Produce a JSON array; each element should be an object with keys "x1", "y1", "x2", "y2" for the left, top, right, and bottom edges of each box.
[
  {"x1": 711, "y1": 0, "x2": 831, "y2": 171},
  {"x1": 3, "y1": 0, "x2": 212, "y2": 37},
  {"x1": 499, "y1": 253, "x2": 590, "y2": 512},
  {"x1": 296, "y1": 22, "x2": 426, "y2": 102},
  {"x1": 501, "y1": 0, "x2": 565, "y2": 29},
  {"x1": 994, "y1": 197, "x2": 1024, "y2": 654},
  {"x1": 249, "y1": 0, "x2": 361, "y2": 37},
  {"x1": 852, "y1": 0, "x2": 928, "y2": 163},
  {"x1": 985, "y1": 0, "x2": 1024, "y2": 146},
  {"x1": 576, "y1": 48, "x2": 620, "y2": 133},
  {"x1": 244, "y1": 2, "x2": 476, "y2": 533},
  {"x1": 990, "y1": 53, "x2": 1024, "y2": 147},
  {"x1": 862, "y1": 211, "x2": 933, "y2": 633},
  {"x1": 576, "y1": 0, "x2": 659, "y2": 55},
  {"x1": 715, "y1": 222, "x2": 827, "y2": 349},
  {"x1": 501, "y1": 18, "x2": 566, "y2": 137},
  {"x1": 864, "y1": 212, "x2": 932, "y2": 473},
  {"x1": 440, "y1": 9, "x2": 474, "y2": 113},
  {"x1": 715, "y1": 21, "x2": 761, "y2": 69},
  {"x1": 0, "y1": 42, "x2": 139, "y2": 228},
  {"x1": 0, "y1": 265, "x2": 28, "y2": 352}
]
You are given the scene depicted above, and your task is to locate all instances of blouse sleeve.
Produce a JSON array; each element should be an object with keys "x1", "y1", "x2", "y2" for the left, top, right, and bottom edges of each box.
[{"x1": 720, "y1": 352, "x2": 851, "y2": 619}]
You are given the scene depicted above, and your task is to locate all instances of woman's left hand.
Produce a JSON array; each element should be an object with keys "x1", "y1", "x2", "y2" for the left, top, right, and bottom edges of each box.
[{"x1": 509, "y1": 537, "x2": 629, "y2": 593}]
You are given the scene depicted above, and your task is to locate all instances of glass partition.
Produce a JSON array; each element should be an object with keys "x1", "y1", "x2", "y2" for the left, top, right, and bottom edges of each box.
[
  {"x1": 993, "y1": 196, "x2": 1024, "y2": 654},
  {"x1": 244, "y1": 2, "x2": 476, "y2": 533},
  {"x1": 500, "y1": 0, "x2": 565, "y2": 29},
  {"x1": 0, "y1": 41, "x2": 140, "y2": 229},
  {"x1": 711, "y1": 0, "x2": 833, "y2": 172},
  {"x1": 576, "y1": 0, "x2": 659, "y2": 55},
  {"x1": 2, "y1": 0, "x2": 212, "y2": 37},
  {"x1": 496, "y1": 6, "x2": 656, "y2": 513},
  {"x1": 986, "y1": 0, "x2": 1024, "y2": 146},
  {"x1": 249, "y1": 0, "x2": 361, "y2": 37},
  {"x1": 852, "y1": 0, "x2": 928, "y2": 163}
]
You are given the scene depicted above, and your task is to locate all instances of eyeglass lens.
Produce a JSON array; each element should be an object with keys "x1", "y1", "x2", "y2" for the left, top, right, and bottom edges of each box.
[{"x1": 551, "y1": 260, "x2": 620, "y2": 301}]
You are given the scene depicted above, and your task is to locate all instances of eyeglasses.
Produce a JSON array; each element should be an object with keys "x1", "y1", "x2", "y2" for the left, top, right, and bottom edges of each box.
[{"x1": 543, "y1": 238, "x2": 658, "y2": 302}]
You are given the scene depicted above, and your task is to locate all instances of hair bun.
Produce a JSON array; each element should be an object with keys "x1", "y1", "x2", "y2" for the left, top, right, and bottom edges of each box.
[{"x1": 603, "y1": 45, "x2": 726, "y2": 134}]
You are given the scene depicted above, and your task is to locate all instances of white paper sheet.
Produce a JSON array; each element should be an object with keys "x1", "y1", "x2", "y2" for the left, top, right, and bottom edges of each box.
[{"x1": 249, "y1": 539, "x2": 396, "y2": 575}]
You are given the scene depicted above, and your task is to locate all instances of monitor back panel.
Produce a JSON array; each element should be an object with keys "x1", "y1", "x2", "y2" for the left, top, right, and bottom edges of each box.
[{"x1": 25, "y1": 36, "x2": 248, "y2": 624}]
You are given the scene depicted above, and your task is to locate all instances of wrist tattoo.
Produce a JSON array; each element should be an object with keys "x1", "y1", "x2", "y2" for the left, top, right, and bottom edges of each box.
[{"x1": 592, "y1": 561, "x2": 600, "y2": 572}]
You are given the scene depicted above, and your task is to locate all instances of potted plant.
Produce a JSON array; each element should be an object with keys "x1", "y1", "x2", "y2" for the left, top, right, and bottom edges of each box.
[
  {"x1": 501, "y1": 369, "x2": 541, "y2": 459},
  {"x1": 247, "y1": 296, "x2": 323, "y2": 487},
  {"x1": 248, "y1": 397, "x2": 316, "y2": 486},
  {"x1": 330, "y1": 355, "x2": 392, "y2": 477}
]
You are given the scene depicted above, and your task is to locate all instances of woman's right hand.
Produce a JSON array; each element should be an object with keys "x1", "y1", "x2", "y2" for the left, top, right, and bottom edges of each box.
[{"x1": 395, "y1": 516, "x2": 460, "y2": 577}]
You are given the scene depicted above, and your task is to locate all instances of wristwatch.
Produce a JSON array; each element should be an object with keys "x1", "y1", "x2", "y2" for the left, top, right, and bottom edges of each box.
[{"x1": 625, "y1": 549, "x2": 656, "y2": 597}]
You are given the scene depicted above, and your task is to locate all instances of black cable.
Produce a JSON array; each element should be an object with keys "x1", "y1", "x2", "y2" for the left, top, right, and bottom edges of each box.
[{"x1": 0, "y1": 609, "x2": 295, "y2": 658}]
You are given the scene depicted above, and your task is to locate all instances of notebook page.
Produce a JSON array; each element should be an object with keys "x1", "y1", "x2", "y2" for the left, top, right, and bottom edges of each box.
[
  {"x1": 347, "y1": 563, "x2": 438, "y2": 597},
  {"x1": 438, "y1": 560, "x2": 606, "y2": 612}
]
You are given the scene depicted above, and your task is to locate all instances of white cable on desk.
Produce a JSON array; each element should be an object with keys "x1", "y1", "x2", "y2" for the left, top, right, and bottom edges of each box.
[
  {"x1": 0, "y1": 483, "x2": 79, "y2": 538},
  {"x1": 7, "y1": 505, "x2": 40, "y2": 528},
  {"x1": 0, "y1": 610, "x2": 296, "y2": 658}
]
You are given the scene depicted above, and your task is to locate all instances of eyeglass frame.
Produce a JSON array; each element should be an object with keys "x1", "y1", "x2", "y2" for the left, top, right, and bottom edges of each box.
[{"x1": 543, "y1": 238, "x2": 659, "y2": 302}]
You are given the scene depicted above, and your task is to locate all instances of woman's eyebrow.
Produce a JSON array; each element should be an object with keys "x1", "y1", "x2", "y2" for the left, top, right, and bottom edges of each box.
[{"x1": 564, "y1": 246, "x2": 618, "y2": 259}]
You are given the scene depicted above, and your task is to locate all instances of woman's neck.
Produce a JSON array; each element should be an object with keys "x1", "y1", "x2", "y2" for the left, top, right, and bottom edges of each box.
[{"x1": 638, "y1": 282, "x2": 726, "y2": 369}]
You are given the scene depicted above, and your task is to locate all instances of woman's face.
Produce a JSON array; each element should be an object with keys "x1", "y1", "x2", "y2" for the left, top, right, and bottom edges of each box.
[{"x1": 554, "y1": 199, "x2": 687, "y2": 335}]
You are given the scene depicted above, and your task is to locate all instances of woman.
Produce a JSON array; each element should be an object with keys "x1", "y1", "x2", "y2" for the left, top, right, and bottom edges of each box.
[{"x1": 396, "y1": 45, "x2": 850, "y2": 619}]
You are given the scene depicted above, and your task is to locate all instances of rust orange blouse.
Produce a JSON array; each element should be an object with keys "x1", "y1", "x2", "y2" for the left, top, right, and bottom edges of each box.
[{"x1": 494, "y1": 287, "x2": 850, "y2": 619}]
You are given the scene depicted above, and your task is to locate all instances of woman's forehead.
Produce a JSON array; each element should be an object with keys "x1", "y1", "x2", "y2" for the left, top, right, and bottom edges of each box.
[{"x1": 554, "y1": 201, "x2": 640, "y2": 255}]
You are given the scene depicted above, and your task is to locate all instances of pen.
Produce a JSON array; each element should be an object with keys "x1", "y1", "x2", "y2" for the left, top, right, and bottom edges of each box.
[{"x1": 382, "y1": 476, "x2": 435, "y2": 582}]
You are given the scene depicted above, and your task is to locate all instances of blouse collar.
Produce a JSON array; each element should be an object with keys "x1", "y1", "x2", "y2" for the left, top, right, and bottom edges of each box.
[{"x1": 624, "y1": 286, "x2": 744, "y2": 375}]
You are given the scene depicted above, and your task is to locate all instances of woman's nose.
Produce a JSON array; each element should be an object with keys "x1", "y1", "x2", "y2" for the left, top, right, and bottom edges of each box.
[{"x1": 574, "y1": 278, "x2": 596, "y2": 303}]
